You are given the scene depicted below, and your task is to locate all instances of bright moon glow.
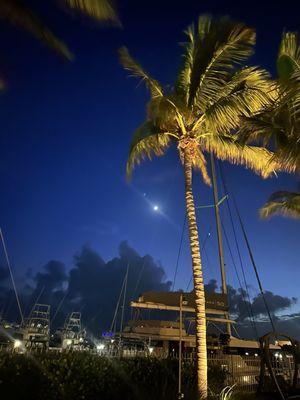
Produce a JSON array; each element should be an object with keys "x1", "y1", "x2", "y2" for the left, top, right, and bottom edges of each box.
[{"x1": 153, "y1": 205, "x2": 159, "y2": 211}]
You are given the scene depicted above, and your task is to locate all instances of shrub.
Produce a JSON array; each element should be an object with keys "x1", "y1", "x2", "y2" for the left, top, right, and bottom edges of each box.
[{"x1": 0, "y1": 352, "x2": 227, "y2": 400}]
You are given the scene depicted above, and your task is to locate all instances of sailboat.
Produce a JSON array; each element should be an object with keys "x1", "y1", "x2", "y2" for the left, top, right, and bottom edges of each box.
[{"x1": 119, "y1": 155, "x2": 282, "y2": 358}]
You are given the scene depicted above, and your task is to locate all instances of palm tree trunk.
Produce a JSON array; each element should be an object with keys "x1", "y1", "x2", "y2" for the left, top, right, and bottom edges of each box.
[{"x1": 183, "y1": 146, "x2": 208, "y2": 400}]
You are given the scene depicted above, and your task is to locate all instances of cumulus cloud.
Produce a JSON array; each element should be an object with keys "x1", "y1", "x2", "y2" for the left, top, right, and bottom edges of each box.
[
  {"x1": 0, "y1": 242, "x2": 171, "y2": 335},
  {"x1": 0, "y1": 255, "x2": 298, "y2": 340},
  {"x1": 204, "y1": 279, "x2": 299, "y2": 339},
  {"x1": 67, "y1": 241, "x2": 171, "y2": 333},
  {"x1": 251, "y1": 291, "x2": 297, "y2": 317}
]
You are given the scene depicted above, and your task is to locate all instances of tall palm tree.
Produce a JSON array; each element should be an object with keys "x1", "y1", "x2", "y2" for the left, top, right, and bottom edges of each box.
[
  {"x1": 0, "y1": 0, "x2": 119, "y2": 60},
  {"x1": 120, "y1": 15, "x2": 281, "y2": 399},
  {"x1": 240, "y1": 32, "x2": 300, "y2": 219}
]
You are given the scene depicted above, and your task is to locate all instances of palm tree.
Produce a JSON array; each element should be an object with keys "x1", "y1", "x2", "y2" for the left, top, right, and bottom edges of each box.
[
  {"x1": 120, "y1": 15, "x2": 281, "y2": 399},
  {"x1": 0, "y1": 0, "x2": 120, "y2": 60},
  {"x1": 240, "y1": 32, "x2": 300, "y2": 219}
]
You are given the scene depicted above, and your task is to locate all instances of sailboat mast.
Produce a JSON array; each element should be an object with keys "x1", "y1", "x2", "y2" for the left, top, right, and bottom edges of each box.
[
  {"x1": 210, "y1": 154, "x2": 231, "y2": 335},
  {"x1": 120, "y1": 263, "x2": 129, "y2": 335}
]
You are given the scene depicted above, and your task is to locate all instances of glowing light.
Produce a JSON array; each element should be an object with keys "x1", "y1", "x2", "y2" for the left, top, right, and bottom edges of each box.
[
  {"x1": 66, "y1": 339, "x2": 72, "y2": 346},
  {"x1": 148, "y1": 346, "x2": 154, "y2": 354},
  {"x1": 153, "y1": 205, "x2": 159, "y2": 211},
  {"x1": 14, "y1": 340, "x2": 22, "y2": 349},
  {"x1": 243, "y1": 376, "x2": 251, "y2": 383},
  {"x1": 97, "y1": 344, "x2": 105, "y2": 351},
  {"x1": 245, "y1": 352, "x2": 249, "y2": 356}
]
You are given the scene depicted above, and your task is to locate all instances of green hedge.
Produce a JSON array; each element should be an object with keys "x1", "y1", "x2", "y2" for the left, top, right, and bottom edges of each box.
[{"x1": 0, "y1": 352, "x2": 227, "y2": 400}]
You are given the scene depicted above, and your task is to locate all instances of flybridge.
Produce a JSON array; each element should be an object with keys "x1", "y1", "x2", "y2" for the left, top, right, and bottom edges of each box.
[
  {"x1": 130, "y1": 290, "x2": 234, "y2": 325},
  {"x1": 132, "y1": 290, "x2": 228, "y2": 311}
]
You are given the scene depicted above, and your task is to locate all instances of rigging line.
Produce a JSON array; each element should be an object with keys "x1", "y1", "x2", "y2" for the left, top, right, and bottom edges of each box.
[
  {"x1": 110, "y1": 268, "x2": 127, "y2": 333},
  {"x1": 185, "y1": 228, "x2": 212, "y2": 292},
  {"x1": 51, "y1": 289, "x2": 69, "y2": 324},
  {"x1": 23, "y1": 285, "x2": 45, "y2": 317},
  {"x1": 218, "y1": 164, "x2": 259, "y2": 339},
  {"x1": 232, "y1": 323, "x2": 241, "y2": 339},
  {"x1": 120, "y1": 263, "x2": 129, "y2": 335},
  {"x1": 132, "y1": 257, "x2": 146, "y2": 301},
  {"x1": 221, "y1": 219, "x2": 258, "y2": 340},
  {"x1": 172, "y1": 213, "x2": 187, "y2": 291},
  {"x1": 219, "y1": 171, "x2": 276, "y2": 333},
  {"x1": 26, "y1": 286, "x2": 45, "y2": 318},
  {"x1": 195, "y1": 195, "x2": 228, "y2": 209},
  {"x1": 236, "y1": 208, "x2": 276, "y2": 332},
  {"x1": 0, "y1": 228, "x2": 24, "y2": 325}
]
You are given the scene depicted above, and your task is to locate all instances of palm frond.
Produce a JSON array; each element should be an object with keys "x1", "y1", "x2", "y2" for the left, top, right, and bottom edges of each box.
[
  {"x1": 201, "y1": 135, "x2": 279, "y2": 178},
  {"x1": 277, "y1": 32, "x2": 300, "y2": 80},
  {"x1": 239, "y1": 104, "x2": 300, "y2": 173},
  {"x1": 126, "y1": 121, "x2": 171, "y2": 179},
  {"x1": 187, "y1": 16, "x2": 255, "y2": 110},
  {"x1": 204, "y1": 70, "x2": 276, "y2": 134},
  {"x1": 0, "y1": 0, "x2": 72, "y2": 60},
  {"x1": 219, "y1": 385, "x2": 236, "y2": 400},
  {"x1": 217, "y1": 66, "x2": 277, "y2": 102},
  {"x1": 63, "y1": 0, "x2": 120, "y2": 24},
  {"x1": 119, "y1": 47, "x2": 163, "y2": 99},
  {"x1": 260, "y1": 190, "x2": 300, "y2": 219},
  {"x1": 192, "y1": 147, "x2": 211, "y2": 185},
  {"x1": 239, "y1": 112, "x2": 282, "y2": 146},
  {"x1": 277, "y1": 32, "x2": 300, "y2": 119},
  {"x1": 175, "y1": 24, "x2": 195, "y2": 104}
]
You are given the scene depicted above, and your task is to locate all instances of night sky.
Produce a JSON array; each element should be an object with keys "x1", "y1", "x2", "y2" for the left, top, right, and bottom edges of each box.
[{"x1": 0, "y1": 0, "x2": 299, "y2": 323}]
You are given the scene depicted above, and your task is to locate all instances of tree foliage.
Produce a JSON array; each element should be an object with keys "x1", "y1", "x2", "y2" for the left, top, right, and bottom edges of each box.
[
  {"x1": 239, "y1": 32, "x2": 300, "y2": 219},
  {"x1": 0, "y1": 0, "x2": 119, "y2": 60},
  {"x1": 120, "y1": 16, "x2": 282, "y2": 184}
]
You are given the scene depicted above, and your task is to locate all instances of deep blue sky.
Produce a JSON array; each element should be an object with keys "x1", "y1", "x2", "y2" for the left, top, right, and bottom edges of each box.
[{"x1": 0, "y1": 0, "x2": 299, "y2": 311}]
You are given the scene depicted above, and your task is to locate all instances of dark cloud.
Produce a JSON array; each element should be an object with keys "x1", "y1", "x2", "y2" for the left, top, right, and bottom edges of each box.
[
  {"x1": 67, "y1": 241, "x2": 172, "y2": 334},
  {"x1": 205, "y1": 279, "x2": 299, "y2": 339},
  {"x1": 1, "y1": 257, "x2": 298, "y2": 340},
  {"x1": 34, "y1": 260, "x2": 67, "y2": 294},
  {"x1": 0, "y1": 242, "x2": 171, "y2": 335},
  {"x1": 204, "y1": 279, "x2": 218, "y2": 293},
  {"x1": 251, "y1": 291, "x2": 297, "y2": 317}
]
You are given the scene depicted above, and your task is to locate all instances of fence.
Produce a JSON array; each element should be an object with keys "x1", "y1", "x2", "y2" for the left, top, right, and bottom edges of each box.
[
  {"x1": 165, "y1": 352, "x2": 299, "y2": 393},
  {"x1": 209, "y1": 354, "x2": 299, "y2": 392},
  {"x1": 1, "y1": 342, "x2": 299, "y2": 393}
]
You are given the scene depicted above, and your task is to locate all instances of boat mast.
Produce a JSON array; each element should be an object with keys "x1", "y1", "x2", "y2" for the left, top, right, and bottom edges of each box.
[
  {"x1": 210, "y1": 154, "x2": 231, "y2": 336},
  {"x1": 120, "y1": 263, "x2": 129, "y2": 335}
]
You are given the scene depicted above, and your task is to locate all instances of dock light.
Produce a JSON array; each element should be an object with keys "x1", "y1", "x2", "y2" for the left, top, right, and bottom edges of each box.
[
  {"x1": 79, "y1": 337, "x2": 84, "y2": 343},
  {"x1": 148, "y1": 346, "x2": 154, "y2": 354},
  {"x1": 66, "y1": 339, "x2": 72, "y2": 346},
  {"x1": 97, "y1": 344, "x2": 105, "y2": 351},
  {"x1": 255, "y1": 353, "x2": 258, "y2": 357},
  {"x1": 14, "y1": 340, "x2": 22, "y2": 349},
  {"x1": 245, "y1": 352, "x2": 249, "y2": 356}
]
